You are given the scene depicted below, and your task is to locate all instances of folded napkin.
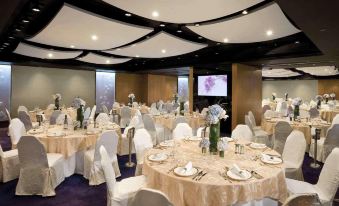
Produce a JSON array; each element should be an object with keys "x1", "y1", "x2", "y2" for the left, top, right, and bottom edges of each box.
[
  {"x1": 153, "y1": 153, "x2": 166, "y2": 159},
  {"x1": 230, "y1": 164, "x2": 245, "y2": 178},
  {"x1": 261, "y1": 153, "x2": 281, "y2": 163},
  {"x1": 183, "y1": 161, "x2": 193, "y2": 174}
]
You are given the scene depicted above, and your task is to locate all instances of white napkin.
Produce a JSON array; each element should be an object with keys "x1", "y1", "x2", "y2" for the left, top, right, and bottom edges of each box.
[
  {"x1": 230, "y1": 164, "x2": 245, "y2": 178},
  {"x1": 154, "y1": 153, "x2": 166, "y2": 160},
  {"x1": 261, "y1": 153, "x2": 281, "y2": 163},
  {"x1": 183, "y1": 161, "x2": 193, "y2": 174}
]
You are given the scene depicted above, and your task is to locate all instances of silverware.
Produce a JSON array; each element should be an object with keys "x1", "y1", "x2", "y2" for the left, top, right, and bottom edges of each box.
[
  {"x1": 167, "y1": 165, "x2": 177, "y2": 173},
  {"x1": 193, "y1": 171, "x2": 203, "y2": 180},
  {"x1": 250, "y1": 170, "x2": 264, "y2": 179},
  {"x1": 219, "y1": 172, "x2": 232, "y2": 183},
  {"x1": 192, "y1": 170, "x2": 203, "y2": 180},
  {"x1": 197, "y1": 172, "x2": 207, "y2": 181}
]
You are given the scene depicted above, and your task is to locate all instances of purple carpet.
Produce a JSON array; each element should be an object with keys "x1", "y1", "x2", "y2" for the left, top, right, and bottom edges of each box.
[{"x1": 0, "y1": 126, "x2": 338, "y2": 206}]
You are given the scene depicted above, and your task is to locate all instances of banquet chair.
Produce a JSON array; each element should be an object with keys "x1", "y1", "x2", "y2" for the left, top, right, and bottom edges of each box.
[
  {"x1": 5, "y1": 108, "x2": 11, "y2": 121},
  {"x1": 262, "y1": 98, "x2": 270, "y2": 107},
  {"x1": 84, "y1": 131, "x2": 121, "y2": 185},
  {"x1": 245, "y1": 115, "x2": 268, "y2": 144},
  {"x1": 56, "y1": 114, "x2": 73, "y2": 127},
  {"x1": 282, "y1": 130, "x2": 306, "y2": 180},
  {"x1": 49, "y1": 110, "x2": 61, "y2": 125},
  {"x1": 143, "y1": 114, "x2": 164, "y2": 144},
  {"x1": 18, "y1": 111, "x2": 34, "y2": 131},
  {"x1": 150, "y1": 106, "x2": 160, "y2": 115},
  {"x1": 282, "y1": 193, "x2": 322, "y2": 206},
  {"x1": 231, "y1": 124, "x2": 253, "y2": 141},
  {"x1": 102, "y1": 105, "x2": 109, "y2": 114},
  {"x1": 309, "y1": 107, "x2": 320, "y2": 119},
  {"x1": 273, "y1": 121, "x2": 293, "y2": 155},
  {"x1": 129, "y1": 114, "x2": 144, "y2": 129},
  {"x1": 89, "y1": 105, "x2": 97, "y2": 120},
  {"x1": 120, "y1": 106, "x2": 131, "y2": 128},
  {"x1": 286, "y1": 148, "x2": 339, "y2": 206},
  {"x1": 150, "y1": 103, "x2": 157, "y2": 109},
  {"x1": 46, "y1": 104, "x2": 55, "y2": 110},
  {"x1": 0, "y1": 144, "x2": 20, "y2": 183},
  {"x1": 200, "y1": 107, "x2": 208, "y2": 116},
  {"x1": 16, "y1": 136, "x2": 65, "y2": 196},
  {"x1": 133, "y1": 129, "x2": 153, "y2": 176},
  {"x1": 184, "y1": 102, "x2": 189, "y2": 112},
  {"x1": 197, "y1": 126, "x2": 210, "y2": 138},
  {"x1": 129, "y1": 188, "x2": 173, "y2": 206},
  {"x1": 132, "y1": 102, "x2": 139, "y2": 108},
  {"x1": 309, "y1": 124, "x2": 339, "y2": 162},
  {"x1": 248, "y1": 111, "x2": 261, "y2": 130},
  {"x1": 331, "y1": 114, "x2": 339, "y2": 124},
  {"x1": 262, "y1": 105, "x2": 271, "y2": 115},
  {"x1": 96, "y1": 113, "x2": 111, "y2": 125},
  {"x1": 83, "y1": 107, "x2": 91, "y2": 120},
  {"x1": 164, "y1": 103, "x2": 174, "y2": 113},
  {"x1": 17, "y1": 105, "x2": 28, "y2": 114},
  {"x1": 100, "y1": 146, "x2": 146, "y2": 206},
  {"x1": 8, "y1": 118, "x2": 26, "y2": 149},
  {"x1": 174, "y1": 116, "x2": 187, "y2": 127},
  {"x1": 112, "y1": 102, "x2": 120, "y2": 109},
  {"x1": 280, "y1": 102, "x2": 288, "y2": 116},
  {"x1": 172, "y1": 123, "x2": 193, "y2": 139},
  {"x1": 276, "y1": 101, "x2": 282, "y2": 113},
  {"x1": 120, "y1": 126, "x2": 136, "y2": 155}
]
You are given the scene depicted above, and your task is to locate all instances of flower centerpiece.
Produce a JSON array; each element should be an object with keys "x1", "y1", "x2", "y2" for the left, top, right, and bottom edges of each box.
[
  {"x1": 323, "y1": 94, "x2": 329, "y2": 104},
  {"x1": 330, "y1": 93, "x2": 336, "y2": 101},
  {"x1": 128, "y1": 93, "x2": 135, "y2": 107},
  {"x1": 272, "y1": 92, "x2": 277, "y2": 101},
  {"x1": 72, "y1": 97, "x2": 86, "y2": 128},
  {"x1": 204, "y1": 104, "x2": 228, "y2": 155},
  {"x1": 199, "y1": 137, "x2": 210, "y2": 154},
  {"x1": 284, "y1": 93, "x2": 288, "y2": 101},
  {"x1": 292, "y1": 97, "x2": 302, "y2": 120},
  {"x1": 52, "y1": 93, "x2": 62, "y2": 110},
  {"x1": 315, "y1": 95, "x2": 323, "y2": 109}
]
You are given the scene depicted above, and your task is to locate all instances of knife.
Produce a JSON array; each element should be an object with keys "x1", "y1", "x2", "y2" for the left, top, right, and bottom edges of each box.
[
  {"x1": 192, "y1": 171, "x2": 203, "y2": 180},
  {"x1": 197, "y1": 172, "x2": 207, "y2": 181},
  {"x1": 251, "y1": 170, "x2": 264, "y2": 179}
]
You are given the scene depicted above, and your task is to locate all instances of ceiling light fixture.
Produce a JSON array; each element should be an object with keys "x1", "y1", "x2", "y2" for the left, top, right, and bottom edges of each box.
[
  {"x1": 47, "y1": 53, "x2": 53, "y2": 58},
  {"x1": 161, "y1": 49, "x2": 166, "y2": 53},
  {"x1": 22, "y1": 19, "x2": 29, "y2": 23},
  {"x1": 152, "y1": 11, "x2": 159, "y2": 17},
  {"x1": 159, "y1": 24, "x2": 165, "y2": 27},
  {"x1": 3, "y1": 42, "x2": 9, "y2": 45},
  {"x1": 136, "y1": 55, "x2": 140, "y2": 57},
  {"x1": 125, "y1": 13, "x2": 132, "y2": 17},
  {"x1": 242, "y1": 10, "x2": 248, "y2": 15},
  {"x1": 106, "y1": 60, "x2": 110, "y2": 64},
  {"x1": 15, "y1": 28, "x2": 21, "y2": 32},
  {"x1": 70, "y1": 45, "x2": 75, "y2": 48},
  {"x1": 198, "y1": 36, "x2": 203, "y2": 39},
  {"x1": 223, "y1": 38, "x2": 229, "y2": 43},
  {"x1": 32, "y1": 8, "x2": 40, "y2": 12},
  {"x1": 9, "y1": 36, "x2": 14, "y2": 39},
  {"x1": 177, "y1": 30, "x2": 182, "y2": 33},
  {"x1": 195, "y1": 23, "x2": 200, "y2": 27},
  {"x1": 295, "y1": 41, "x2": 300, "y2": 44},
  {"x1": 91, "y1": 35, "x2": 98, "y2": 41},
  {"x1": 266, "y1": 30, "x2": 273, "y2": 36}
]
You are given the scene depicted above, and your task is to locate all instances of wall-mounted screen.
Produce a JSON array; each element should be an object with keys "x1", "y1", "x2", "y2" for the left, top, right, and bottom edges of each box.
[{"x1": 198, "y1": 75, "x2": 227, "y2": 96}]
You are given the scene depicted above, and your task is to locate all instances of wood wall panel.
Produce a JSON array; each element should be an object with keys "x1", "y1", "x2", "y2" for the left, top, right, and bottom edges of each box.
[
  {"x1": 232, "y1": 63, "x2": 262, "y2": 129},
  {"x1": 318, "y1": 79, "x2": 339, "y2": 97},
  {"x1": 115, "y1": 73, "x2": 147, "y2": 104},
  {"x1": 147, "y1": 74, "x2": 177, "y2": 105}
]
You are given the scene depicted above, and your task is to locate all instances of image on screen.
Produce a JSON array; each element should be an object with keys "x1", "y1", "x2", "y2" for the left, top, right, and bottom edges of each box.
[{"x1": 198, "y1": 75, "x2": 227, "y2": 96}]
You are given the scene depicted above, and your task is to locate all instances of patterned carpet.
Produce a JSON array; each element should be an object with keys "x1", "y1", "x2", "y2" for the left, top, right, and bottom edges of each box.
[{"x1": 0, "y1": 126, "x2": 338, "y2": 206}]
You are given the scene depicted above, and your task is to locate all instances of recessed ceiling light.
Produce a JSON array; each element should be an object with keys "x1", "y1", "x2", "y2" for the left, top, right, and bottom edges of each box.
[
  {"x1": 195, "y1": 23, "x2": 200, "y2": 27},
  {"x1": 152, "y1": 11, "x2": 159, "y2": 17},
  {"x1": 136, "y1": 55, "x2": 140, "y2": 57},
  {"x1": 91, "y1": 35, "x2": 98, "y2": 41},
  {"x1": 15, "y1": 28, "x2": 21, "y2": 32},
  {"x1": 223, "y1": 38, "x2": 229, "y2": 43},
  {"x1": 32, "y1": 8, "x2": 40, "y2": 12},
  {"x1": 131, "y1": 44, "x2": 136, "y2": 47},
  {"x1": 177, "y1": 30, "x2": 182, "y2": 33},
  {"x1": 216, "y1": 43, "x2": 221, "y2": 45},
  {"x1": 266, "y1": 30, "x2": 273, "y2": 36},
  {"x1": 215, "y1": 52, "x2": 219, "y2": 55},
  {"x1": 295, "y1": 41, "x2": 300, "y2": 44},
  {"x1": 242, "y1": 10, "x2": 248, "y2": 15},
  {"x1": 125, "y1": 13, "x2": 132, "y2": 17},
  {"x1": 47, "y1": 53, "x2": 53, "y2": 58},
  {"x1": 161, "y1": 49, "x2": 166, "y2": 53},
  {"x1": 195, "y1": 55, "x2": 199, "y2": 57},
  {"x1": 159, "y1": 24, "x2": 165, "y2": 27},
  {"x1": 116, "y1": 48, "x2": 121, "y2": 51},
  {"x1": 9, "y1": 36, "x2": 14, "y2": 39},
  {"x1": 198, "y1": 36, "x2": 203, "y2": 39},
  {"x1": 3, "y1": 43, "x2": 9, "y2": 45},
  {"x1": 70, "y1": 45, "x2": 75, "y2": 48},
  {"x1": 106, "y1": 60, "x2": 111, "y2": 64},
  {"x1": 22, "y1": 19, "x2": 29, "y2": 23}
]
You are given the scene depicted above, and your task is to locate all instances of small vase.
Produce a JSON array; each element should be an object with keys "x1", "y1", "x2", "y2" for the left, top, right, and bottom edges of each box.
[
  {"x1": 325, "y1": 98, "x2": 329, "y2": 104},
  {"x1": 219, "y1": 150, "x2": 224, "y2": 158},
  {"x1": 209, "y1": 122, "x2": 220, "y2": 155},
  {"x1": 202, "y1": 147, "x2": 207, "y2": 154},
  {"x1": 272, "y1": 96, "x2": 276, "y2": 101},
  {"x1": 294, "y1": 105, "x2": 300, "y2": 120},
  {"x1": 55, "y1": 98, "x2": 60, "y2": 110}
]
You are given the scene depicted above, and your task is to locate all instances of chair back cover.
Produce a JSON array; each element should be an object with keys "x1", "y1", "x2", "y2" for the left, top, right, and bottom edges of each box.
[
  {"x1": 89, "y1": 105, "x2": 97, "y2": 120},
  {"x1": 274, "y1": 121, "x2": 293, "y2": 155},
  {"x1": 331, "y1": 114, "x2": 339, "y2": 125},
  {"x1": 164, "y1": 103, "x2": 174, "y2": 113},
  {"x1": 83, "y1": 107, "x2": 91, "y2": 120},
  {"x1": 316, "y1": 147, "x2": 339, "y2": 203},
  {"x1": 56, "y1": 114, "x2": 73, "y2": 126},
  {"x1": 150, "y1": 103, "x2": 157, "y2": 109},
  {"x1": 18, "y1": 111, "x2": 33, "y2": 131},
  {"x1": 49, "y1": 110, "x2": 62, "y2": 125},
  {"x1": 172, "y1": 123, "x2": 193, "y2": 139},
  {"x1": 94, "y1": 131, "x2": 118, "y2": 162},
  {"x1": 99, "y1": 146, "x2": 117, "y2": 201},
  {"x1": 262, "y1": 105, "x2": 271, "y2": 114},
  {"x1": 130, "y1": 188, "x2": 173, "y2": 206},
  {"x1": 248, "y1": 111, "x2": 257, "y2": 127},
  {"x1": 133, "y1": 129, "x2": 153, "y2": 164},
  {"x1": 244, "y1": 115, "x2": 254, "y2": 134},
  {"x1": 322, "y1": 124, "x2": 339, "y2": 161},
  {"x1": 17, "y1": 105, "x2": 28, "y2": 114},
  {"x1": 129, "y1": 115, "x2": 144, "y2": 129},
  {"x1": 9, "y1": 118, "x2": 26, "y2": 145},
  {"x1": 17, "y1": 136, "x2": 48, "y2": 169},
  {"x1": 262, "y1": 99, "x2": 270, "y2": 107},
  {"x1": 46, "y1": 104, "x2": 55, "y2": 110},
  {"x1": 112, "y1": 102, "x2": 120, "y2": 109},
  {"x1": 101, "y1": 105, "x2": 109, "y2": 114},
  {"x1": 201, "y1": 108, "x2": 208, "y2": 116},
  {"x1": 157, "y1": 101, "x2": 164, "y2": 111},
  {"x1": 184, "y1": 102, "x2": 189, "y2": 112},
  {"x1": 231, "y1": 124, "x2": 253, "y2": 141},
  {"x1": 282, "y1": 130, "x2": 306, "y2": 169},
  {"x1": 150, "y1": 107, "x2": 160, "y2": 115},
  {"x1": 309, "y1": 107, "x2": 320, "y2": 119},
  {"x1": 143, "y1": 114, "x2": 157, "y2": 132},
  {"x1": 282, "y1": 193, "x2": 322, "y2": 206},
  {"x1": 280, "y1": 102, "x2": 288, "y2": 116},
  {"x1": 96, "y1": 113, "x2": 110, "y2": 124},
  {"x1": 276, "y1": 102, "x2": 282, "y2": 112},
  {"x1": 5, "y1": 108, "x2": 11, "y2": 121},
  {"x1": 174, "y1": 116, "x2": 187, "y2": 127},
  {"x1": 132, "y1": 102, "x2": 139, "y2": 108}
]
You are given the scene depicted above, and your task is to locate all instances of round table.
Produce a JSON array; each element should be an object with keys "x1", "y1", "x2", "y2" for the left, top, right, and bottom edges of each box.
[
  {"x1": 143, "y1": 140, "x2": 287, "y2": 206},
  {"x1": 29, "y1": 108, "x2": 77, "y2": 122},
  {"x1": 320, "y1": 109, "x2": 339, "y2": 123}
]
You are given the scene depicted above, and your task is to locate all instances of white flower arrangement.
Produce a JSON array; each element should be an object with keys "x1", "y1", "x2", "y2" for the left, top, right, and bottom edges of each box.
[
  {"x1": 72, "y1": 97, "x2": 86, "y2": 109},
  {"x1": 330, "y1": 93, "x2": 336, "y2": 98},
  {"x1": 272, "y1": 92, "x2": 277, "y2": 97},
  {"x1": 52, "y1": 93, "x2": 61, "y2": 100},
  {"x1": 128, "y1": 93, "x2": 135, "y2": 99},
  {"x1": 292, "y1": 97, "x2": 302, "y2": 106},
  {"x1": 315, "y1": 95, "x2": 323, "y2": 101},
  {"x1": 205, "y1": 104, "x2": 228, "y2": 125},
  {"x1": 323, "y1": 94, "x2": 329, "y2": 98}
]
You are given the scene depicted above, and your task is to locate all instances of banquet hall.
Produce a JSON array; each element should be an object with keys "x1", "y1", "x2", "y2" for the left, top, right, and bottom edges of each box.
[{"x1": 0, "y1": 0, "x2": 339, "y2": 205}]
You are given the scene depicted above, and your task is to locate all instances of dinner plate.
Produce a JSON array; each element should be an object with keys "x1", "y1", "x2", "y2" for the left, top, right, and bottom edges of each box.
[
  {"x1": 226, "y1": 170, "x2": 252, "y2": 181},
  {"x1": 159, "y1": 140, "x2": 174, "y2": 147},
  {"x1": 28, "y1": 128, "x2": 43, "y2": 134},
  {"x1": 261, "y1": 154, "x2": 283, "y2": 165},
  {"x1": 47, "y1": 131, "x2": 65, "y2": 137},
  {"x1": 224, "y1": 137, "x2": 234, "y2": 142},
  {"x1": 250, "y1": 143, "x2": 267, "y2": 149},
  {"x1": 173, "y1": 167, "x2": 198, "y2": 177},
  {"x1": 148, "y1": 153, "x2": 168, "y2": 162}
]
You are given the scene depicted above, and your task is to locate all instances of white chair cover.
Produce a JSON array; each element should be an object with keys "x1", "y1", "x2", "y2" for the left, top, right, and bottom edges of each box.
[
  {"x1": 120, "y1": 106, "x2": 131, "y2": 128},
  {"x1": 150, "y1": 103, "x2": 157, "y2": 109},
  {"x1": 280, "y1": 102, "x2": 288, "y2": 116},
  {"x1": 309, "y1": 108, "x2": 320, "y2": 119},
  {"x1": 150, "y1": 107, "x2": 160, "y2": 115},
  {"x1": 0, "y1": 145, "x2": 19, "y2": 183},
  {"x1": 16, "y1": 136, "x2": 65, "y2": 196},
  {"x1": 332, "y1": 114, "x2": 339, "y2": 124},
  {"x1": 172, "y1": 123, "x2": 193, "y2": 139},
  {"x1": 100, "y1": 146, "x2": 146, "y2": 206},
  {"x1": 283, "y1": 130, "x2": 306, "y2": 180},
  {"x1": 83, "y1": 107, "x2": 91, "y2": 120},
  {"x1": 273, "y1": 121, "x2": 293, "y2": 155},
  {"x1": 132, "y1": 102, "x2": 139, "y2": 108},
  {"x1": 17, "y1": 105, "x2": 28, "y2": 114},
  {"x1": 5, "y1": 108, "x2": 11, "y2": 121},
  {"x1": 231, "y1": 124, "x2": 253, "y2": 141},
  {"x1": 262, "y1": 98, "x2": 270, "y2": 107},
  {"x1": 130, "y1": 188, "x2": 173, "y2": 206},
  {"x1": 96, "y1": 113, "x2": 111, "y2": 125},
  {"x1": 56, "y1": 114, "x2": 73, "y2": 127},
  {"x1": 200, "y1": 108, "x2": 208, "y2": 116},
  {"x1": 196, "y1": 127, "x2": 210, "y2": 138},
  {"x1": 286, "y1": 148, "x2": 339, "y2": 206},
  {"x1": 262, "y1": 105, "x2": 271, "y2": 115},
  {"x1": 164, "y1": 103, "x2": 174, "y2": 113},
  {"x1": 112, "y1": 102, "x2": 120, "y2": 109},
  {"x1": 184, "y1": 102, "x2": 189, "y2": 112},
  {"x1": 133, "y1": 129, "x2": 153, "y2": 176},
  {"x1": 143, "y1": 114, "x2": 164, "y2": 144},
  {"x1": 46, "y1": 104, "x2": 55, "y2": 110},
  {"x1": 49, "y1": 110, "x2": 61, "y2": 125},
  {"x1": 282, "y1": 193, "x2": 322, "y2": 206},
  {"x1": 8, "y1": 118, "x2": 26, "y2": 148},
  {"x1": 18, "y1": 111, "x2": 33, "y2": 131},
  {"x1": 129, "y1": 115, "x2": 144, "y2": 129},
  {"x1": 245, "y1": 115, "x2": 268, "y2": 144},
  {"x1": 89, "y1": 105, "x2": 97, "y2": 120},
  {"x1": 102, "y1": 105, "x2": 109, "y2": 114},
  {"x1": 276, "y1": 102, "x2": 282, "y2": 112},
  {"x1": 84, "y1": 131, "x2": 120, "y2": 185},
  {"x1": 248, "y1": 111, "x2": 257, "y2": 127}
]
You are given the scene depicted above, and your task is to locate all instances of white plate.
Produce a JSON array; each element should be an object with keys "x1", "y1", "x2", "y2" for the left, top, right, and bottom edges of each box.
[
  {"x1": 148, "y1": 153, "x2": 168, "y2": 162},
  {"x1": 250, "y1": 143, "x2": 267, "y2": 149},
  {"x1": 227, "y1": 170, "x2": 252, "y2": 181},
  {"x1": 174, "y1": 167, "x2": 198, "y2": 177},
  {"x1": 225, "y1": 137, "x2": 234, "y2": 142},
  {"x1": 28, "y1": 129, "x2": 43, "y2": 134},
  {"x1": 261, "y1": 155, "x2": 283, "y2": 165},
  {"x1": 47, "y1": 131, "x2": 65, "y2": 137},
  {"x1": 159, "y1": 140, "x2": 174, "y2": 147},
  {"x1": 187, "y1": 136, "x2": 202, "y2": 141}
]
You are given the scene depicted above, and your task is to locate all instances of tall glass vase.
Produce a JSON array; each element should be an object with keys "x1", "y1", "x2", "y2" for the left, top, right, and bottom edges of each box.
[
  {"x1": 293, "y1": 105, "x2": 300, "y2": 120},
  {"x1": 209, "y1": 122, "x2": 220, "y2": 155}
]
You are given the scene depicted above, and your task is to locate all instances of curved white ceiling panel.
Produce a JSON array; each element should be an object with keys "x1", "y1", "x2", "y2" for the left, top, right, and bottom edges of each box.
[
  {"x1": 104, "y1": 32, "x2": 207, "y2": 58},
  {"x1": 14, "y1": 42, "x2": 82, "y2": 59},
  {"x1": 296, "y1": 66, "x2": 339, "y2": 76},
  {"x1": 78, "y1": 53, "x2": 131, "y2": 65},
  {"x1": 187, "y1": 3, "x2": 300, "y2": 43},
  {"x1": 262, "y1": 68, "x2": 301, "y2": 78},
  {"x1": 103, "y1": 0, "x2": 264, "y2": 23},
  {"x1": 28, "y1": 4, "x2": 153, "y2": 50}
]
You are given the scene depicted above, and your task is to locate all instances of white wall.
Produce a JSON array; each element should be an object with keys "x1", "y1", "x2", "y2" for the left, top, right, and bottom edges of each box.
[{"x1": 262, "y1": 80, "x2": 318, "y2": 102}]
